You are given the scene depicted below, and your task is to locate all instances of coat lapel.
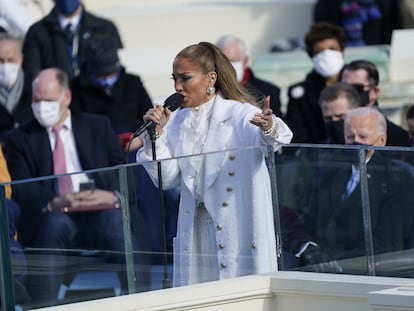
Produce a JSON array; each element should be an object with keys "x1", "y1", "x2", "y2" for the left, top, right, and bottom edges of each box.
[
  {"x1": 29, "y1": 123, "x2": 54, "y2": 176},
  {"x1": 71, "y1": 113, "x2": 91, "y2": 170},
  {"x1": 202, "y1": 95, "x2": 234, "y2": 192}
]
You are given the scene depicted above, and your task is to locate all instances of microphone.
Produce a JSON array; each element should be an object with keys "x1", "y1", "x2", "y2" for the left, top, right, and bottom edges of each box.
[{"x1": 132, "y1": 92, "x2": 183, "y2": 138}]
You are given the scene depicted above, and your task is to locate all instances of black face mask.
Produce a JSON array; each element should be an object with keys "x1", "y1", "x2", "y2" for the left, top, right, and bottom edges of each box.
[
  {"x1": 357, "y1": 90, "x2": 370, "y2": 106},
  {"x1": 350, "y1": 83, "x2": 370, "y2": 106},
  {"x1": 326, "y1": 120, "x2": 345, "y2": 144}
]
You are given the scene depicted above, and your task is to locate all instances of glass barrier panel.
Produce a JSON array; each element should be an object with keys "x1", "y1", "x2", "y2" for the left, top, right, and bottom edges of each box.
[
  {"x1": 2, "y1": 164, "x2": 150, "y2": 309},
  {"x1": 139, "y1": 145, "x2": 279, "y2": 287},
  {"x1": 276, "y1": 144, "x2": 414, "y2": 279},
  {"x1": 1, "y1": 144, "x2": 413, "y2": 310},
  {"x1": 0, "y1": 185, "x2": 17, "y2": 311}
]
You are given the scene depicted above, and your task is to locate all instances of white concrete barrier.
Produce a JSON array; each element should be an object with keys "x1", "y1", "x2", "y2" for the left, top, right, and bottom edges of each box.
[{"x1": 32, "y1": 271, "x2": 414, "y2": 311}]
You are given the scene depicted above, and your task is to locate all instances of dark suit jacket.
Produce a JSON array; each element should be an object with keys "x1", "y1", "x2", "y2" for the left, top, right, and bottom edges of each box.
[
  {"x1": 385, "y1": 117, "x2": 411, "y2": 147},
  {"x1": 304, "y1": 151, "x2": 414, "y2": 267},
  {"x1": 70, "y1": 67, "x2": 153, "y2": 133},
  {"x1": 22, "y1": 7, "x2": 123, "y2": 78},
  {"x1": 285, "y1": 70, "x2": 327, "y2": 143},
  {"x1": 4, "y1": 111, "x2": 125, "y2": 246}
]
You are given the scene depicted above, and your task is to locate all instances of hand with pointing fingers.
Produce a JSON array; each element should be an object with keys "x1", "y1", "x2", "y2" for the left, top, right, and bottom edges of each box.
[{"x1": 250, "y1": 95, "x2": 274, "y2": 131}]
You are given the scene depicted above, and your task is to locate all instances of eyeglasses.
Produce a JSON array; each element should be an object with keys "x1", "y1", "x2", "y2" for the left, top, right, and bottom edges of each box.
[{"x1": 350, "y1": 83, "x2": 373, "y2": 92}]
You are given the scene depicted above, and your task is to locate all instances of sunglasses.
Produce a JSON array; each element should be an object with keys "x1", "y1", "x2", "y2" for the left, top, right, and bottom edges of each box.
[{"x1": 350, "y1": 83, "x2": 373, "y2": 92}]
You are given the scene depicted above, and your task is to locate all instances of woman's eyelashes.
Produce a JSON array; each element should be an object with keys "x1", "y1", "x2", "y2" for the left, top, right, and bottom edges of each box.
[{"x1": 171, "y1": 75, "x2": 191, "y2": 82}]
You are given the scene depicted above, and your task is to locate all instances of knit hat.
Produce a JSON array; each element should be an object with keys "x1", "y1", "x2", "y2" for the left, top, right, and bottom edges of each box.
[{"x1": 86, "y1": 34, "x2": 121, "y2": 76}]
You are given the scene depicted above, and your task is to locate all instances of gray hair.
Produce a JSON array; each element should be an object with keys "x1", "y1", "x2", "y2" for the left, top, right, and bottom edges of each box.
[
  {"x1": 345, "y1": 107, "x2": 387, "y2": 135},
  {"x1": 215, "y1": 35, "x2": 249, "y2": 57}
]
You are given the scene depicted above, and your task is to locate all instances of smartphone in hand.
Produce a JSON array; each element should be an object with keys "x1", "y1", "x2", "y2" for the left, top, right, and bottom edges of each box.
[{"x1": 79, "y1": 180, "x2": 95, "y2": 191}]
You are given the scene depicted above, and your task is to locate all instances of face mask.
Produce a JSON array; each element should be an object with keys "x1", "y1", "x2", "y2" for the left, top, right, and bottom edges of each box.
[
  {"x1": 325, "y1": 120, "x2": 345, "y2": 144},
  {"x1": 231, "y1": 61, "x2": 244, "y2": 83},
  {"x1": 312, "y1": 49, "x2": 344, "y2": 78},
  {"x1": 357, "y1": 90, "x2": 370, "y2": 106},
  {"x1": 93, "y1": 74, "x2": 119, "y2": 89},
  {"x1": 0, "y1": 63, "x2": 20, "y2": 87},
  {"x1": 342, "y1": 141, "x2": 374, "y2": 166},
  {"x1": 55, "y1": 0, "x2": 80, "y2": 16},
  {"x1": 32, "y1": 100, "x2": 62, "y2": 128}
]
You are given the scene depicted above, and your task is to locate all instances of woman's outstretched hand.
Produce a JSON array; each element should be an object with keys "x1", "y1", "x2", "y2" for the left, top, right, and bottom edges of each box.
[{"x1": 250, "y1": 95, "x2": 273, "y2": 131}]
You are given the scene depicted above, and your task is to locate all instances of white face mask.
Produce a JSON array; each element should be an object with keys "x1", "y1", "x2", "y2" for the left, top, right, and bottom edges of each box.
[
  {"x1": 231, "y1": 61, "x2": 245, "y2": 83},
  {"x1": 31, "y1": 100, "x2": 62, "y2": 128},
  {"x1": 0, "y1": 63, "x2": 20, "y2": 87},
  {"x1": 312, "y1": 49, "x2": 344, "y2": 78}
]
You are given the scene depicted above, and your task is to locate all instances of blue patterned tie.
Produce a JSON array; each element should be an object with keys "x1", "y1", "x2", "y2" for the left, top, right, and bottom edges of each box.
[{"x1": 343, "y1": 167, "x2": 360, "y2": 200}]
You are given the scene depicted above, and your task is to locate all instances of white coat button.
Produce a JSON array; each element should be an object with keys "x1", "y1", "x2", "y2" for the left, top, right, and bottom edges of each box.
[
  {"x1": 218, "y1": 244, "x2": 224, "y2": 249},
  {"x1": 220, "y1": 263, "x2": 226, "y2": 268},
  {"x1": 222, "y1": 202, "x2": 229, "y2": 207},
  {"x1": 229, "y1": 155, "x2": 236, "y2": 160},
  {"x1": 228, "y1": 171, "x2": 235, "y2": 176},
  {"x1": 226, "y1": 187, "x2": 233, "y2": 192},
  {"x1": 216, "y1": 225, "x2": 222, "y2": 230},
  {"x1": 251, "y1": 242, "x2": 256, "y2": 249}
]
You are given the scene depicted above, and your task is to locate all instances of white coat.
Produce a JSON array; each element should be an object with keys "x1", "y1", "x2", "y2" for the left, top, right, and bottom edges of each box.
[{"x1": 136, "y1": 93, "x2": 292, "y2": 286}]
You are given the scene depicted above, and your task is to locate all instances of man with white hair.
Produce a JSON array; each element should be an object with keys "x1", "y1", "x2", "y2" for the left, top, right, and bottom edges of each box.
[
  {"x1": 298, "y1": 107, "x2": 414, "y2": 274},
  {"x1": 216, "y1": 35, "x2": 282, "y2": 117}
]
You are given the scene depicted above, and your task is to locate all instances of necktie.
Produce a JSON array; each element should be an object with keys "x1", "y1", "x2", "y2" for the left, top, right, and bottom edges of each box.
[
  {"x1": 65, "y1": 23, "x2": 74, "y2": 46},
  {"x1": 65, "y1": 23, "x2": 78, "y2": 77},
  {"x1": 342, "y1": 167, "x2": 360, "y2": 200},
  {"x1": 53, "y1": 126, "x2": 72, "y2": 195}
]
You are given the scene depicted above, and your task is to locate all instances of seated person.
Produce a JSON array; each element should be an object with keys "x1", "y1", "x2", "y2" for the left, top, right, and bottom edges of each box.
[
  {"x1": 298, "y1": 107, "x2": 414, "y2": 275},
  {"x1": 319, "y1": 82, "x2": 362, "y2": 144},
  {"x1": 4, "y1": 68, "x2": 148, "y2": 308},
  {"x1": 70, "y1": 33, "x2": 153, "y2": 154},
  {"x1": 0, "y1": 33, "x2": 33, "y2": 134},
  {"x1": 285, "y1": 22, "x2": 346, "y2": 143},
  {"x1": 341, "y1": 60, "x2": 411, "y2": 147},
  {"x1": 22, "y1": 0, "x2": 123, "y2": 78},
  {"x1": 0, "y1": 145, "x2": 30, "y2": 306},
  {"x1": 216, "y1": 35, "x2": 283, "y2": 118}
]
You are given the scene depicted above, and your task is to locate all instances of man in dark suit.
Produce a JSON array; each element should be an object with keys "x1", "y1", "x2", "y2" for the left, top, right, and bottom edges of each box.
[
  {"x1": 4, "y1": 68, "x2": 147, "y2": 307},
  {"x1": 319, "y1": 82, "x2": 362, "y2": 144},
  {"x1": 22, "y1": 0, "x2": 123, "y2": 78},
  {"x1": 341, "y1": 59, "x2": 411, "y2": 147},
  {"x1": 300, "y1": 107, "x2": 414, "y2": 275},
  {"x1": 216, "y1": 35, "x2": 283, "y2": 118},
  {"x1": 70, "y1": 33, "x2": 153, "y2": 153}
]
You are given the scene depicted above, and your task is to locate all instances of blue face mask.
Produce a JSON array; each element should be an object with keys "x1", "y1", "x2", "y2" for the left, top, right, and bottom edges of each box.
[
  {"x1": 55, "y1": 0, "x2": 80, "y2": 16},
  {"x1": 93, "y1": 73, "x2": 119, "y2": 89}
]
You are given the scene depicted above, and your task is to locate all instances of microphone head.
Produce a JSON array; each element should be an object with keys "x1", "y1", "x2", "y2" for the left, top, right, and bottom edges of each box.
[{"x1": 164, "y1": 93, "x2": 184, "y2": 111}]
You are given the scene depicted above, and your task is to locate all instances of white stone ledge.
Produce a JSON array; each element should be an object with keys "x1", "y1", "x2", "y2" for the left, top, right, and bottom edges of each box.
[{"x1": 32, "y1": 271, "x2": 414, "y2": 311}]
